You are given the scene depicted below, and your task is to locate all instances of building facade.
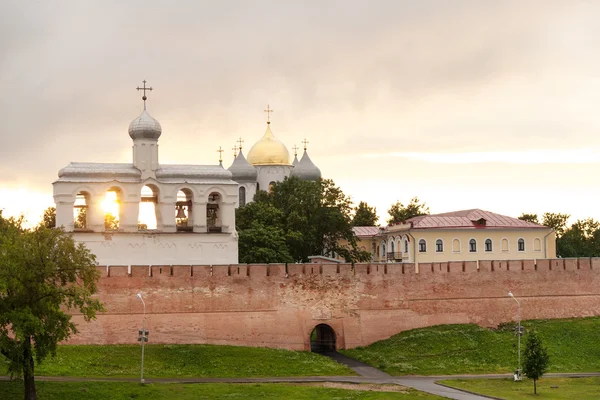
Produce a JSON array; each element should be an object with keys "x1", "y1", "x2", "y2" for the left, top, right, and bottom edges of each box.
[{"x1": 353, "y1": 209, "x2": 556, "y2": 263}]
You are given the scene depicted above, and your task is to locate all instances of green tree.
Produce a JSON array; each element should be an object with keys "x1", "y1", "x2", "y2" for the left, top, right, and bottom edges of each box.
[
  {"x1": 0, "y1": 215, "x2": 104, "y2": 400},
  {"x1": 557, "y1": 218, "x2": 600, "y2": 257},
  {"x1": 41, "y1": 207, "x2": 56, "y2": 228},
  {"x1": 523, "y1": 330, "x2": 550, "y2": 394},
  {"x1": 518, "y1": 213, "x2": 539, "y2": 225},
  {"x1": 74, "y1": 207, "x2": 87, "y2": 229},
  {"x1": 387, "y1": 197, "x2": 430, "y2": 225},
  {"x1": 541, "y1": 212, "x2": 570, "y2": 238},
  {"x1": 352, "y1": 201, "x2": 379, "y2": 226},
  {"x1": 104, "y1": 213, "x2": 119, "y2": 231},
  {"x1": 237, "y1": 177, "x2": 370, "y2": 263}
]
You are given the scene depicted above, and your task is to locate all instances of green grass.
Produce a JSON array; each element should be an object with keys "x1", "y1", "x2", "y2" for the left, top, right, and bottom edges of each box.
[
  {"x1": 1, "y1": 344, "x2": 354, "y2": 378},
  {"x1": 0, "y1": 381, "x2": 443, "y2": 400},
  {"x1": 440, "y1": 377, "x2": 600, "y2": 399},
  {"x1": 341, "y1": 317, "x2": 600, "y2": 375}
]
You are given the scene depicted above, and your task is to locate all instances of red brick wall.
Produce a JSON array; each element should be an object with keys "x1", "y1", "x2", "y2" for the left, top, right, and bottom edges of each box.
[{"x1": 68, "y1": 258, "x2": 600, "y2": 350}]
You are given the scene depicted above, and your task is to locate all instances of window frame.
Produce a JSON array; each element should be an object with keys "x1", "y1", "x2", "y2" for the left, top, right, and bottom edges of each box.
[
  {"x1": 418, "y1": 239, "x2": 427, "y2": 253},
  {"x1": 518, "y1": 238, "x2": 525, "y2": 252},
  {"x1": 435, "y1": 239, "x2": 443, "y2": 253},
  {"x1": 484, "y1": 238, "x2": 492, "y2": 252},
  {"x1": 469, "y1": 238, "x2": 477, "y2": 253}
]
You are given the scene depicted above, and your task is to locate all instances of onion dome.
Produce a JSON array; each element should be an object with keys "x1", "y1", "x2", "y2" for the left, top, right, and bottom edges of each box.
[
  {"x1": 128, "y1": 109, "x2": 162, "y2": 140},
  {"x1": 247, "y1": 124, "x2": 291, "y2": 165},
  {"x1": 290, "y1": 150, "x2": 321, "y2": 181},
  {"x1": 228, "y1": 150, "x2": 258, "y2": 182}
]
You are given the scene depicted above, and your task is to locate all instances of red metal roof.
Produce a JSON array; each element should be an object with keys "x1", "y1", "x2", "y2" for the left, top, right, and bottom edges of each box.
[
  {"x1": 352, "y1": 226, "x2": 383, "y2": 237},
  {"x1": 405, "y1": 209, "x2": 546, "y2": 230}
]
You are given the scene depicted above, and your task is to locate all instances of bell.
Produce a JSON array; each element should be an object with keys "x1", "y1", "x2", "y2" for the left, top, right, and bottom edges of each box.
[{"x1": 176, "y1": 205, "x2": 186, "y2": 219}]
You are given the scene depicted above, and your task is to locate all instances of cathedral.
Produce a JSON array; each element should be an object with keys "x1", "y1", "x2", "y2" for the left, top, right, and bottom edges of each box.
[{"x1": 52, "y1": 83, "x2": 321, "y2": 266}]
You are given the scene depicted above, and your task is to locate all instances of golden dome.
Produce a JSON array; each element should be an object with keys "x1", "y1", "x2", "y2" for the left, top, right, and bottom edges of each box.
[{"x1": 247, "y1": 124, "x2": 291, "y2": 166}]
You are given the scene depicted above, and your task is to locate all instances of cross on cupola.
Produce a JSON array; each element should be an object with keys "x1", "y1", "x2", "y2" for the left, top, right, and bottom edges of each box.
[
  {"x1": 136, "y1": 80, "x2": 153, "y2": 109},
  {"x1": 264, "y1": 104, "x2": 274, "y2": 124},
  {"x1": 217, "y1": 146, "x2": 224, "y2": 164},
  {"x1": 292, "y1": 145, "x2": 299, "y2": 157},
  {"x1": 302, "y1": 138, "x2": 309, "y2": 151},
  {"x1": 232, "y1": 145, "x2": 238, "y2": 158},
  {"x1": 237, "y1": 137, "x2": 244, "y2": 151}
]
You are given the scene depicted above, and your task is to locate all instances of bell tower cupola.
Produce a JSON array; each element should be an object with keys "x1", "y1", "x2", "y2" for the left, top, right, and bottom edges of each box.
[{"x1": 129, "y1": 80, "x2": 161, "y2": 179}]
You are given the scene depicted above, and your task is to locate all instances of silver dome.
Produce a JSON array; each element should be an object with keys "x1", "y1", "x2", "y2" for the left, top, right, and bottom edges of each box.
[
  {"x1": 228, "y1": 151, "x2": 258, "y2": 182},
  {"x1": 128, "y1": 109, "x2": 162, "y2": 140},
  {"x1": 290, "y1": 150, "x2": 321, "y2": 181}
]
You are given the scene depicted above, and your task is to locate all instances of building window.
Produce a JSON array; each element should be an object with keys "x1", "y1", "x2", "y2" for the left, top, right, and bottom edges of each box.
[
  {"x1": 469, "y1": 239, "x2": 477, "y2": 252},
  {"x1": 418, "y1": 239, "x2": 426, "y2": 252},
  {"x1": 435, "y1": 239, "x2": 443, "y2": 252},
  {"x1": 501, "y1": 238, "x2": 509, "y2": 252},
  {"x1": 404, "y1": 240, "x2": 409, "y2": 253},
  {"x1": 452, "y1": 238, "x2": 460, "y2": 253},
  {"x1": 485, "y1": 239, "x2": 492, "y2": 252},
  {"x1": 534, "y1": 238, "x2": 541, "y2": 252},
  {"x1": 518, "y1": 238, "x2": 525, "y2": 252},
  {"x1": 239, "y1": 186, "x2": 246, "y2": 207}
]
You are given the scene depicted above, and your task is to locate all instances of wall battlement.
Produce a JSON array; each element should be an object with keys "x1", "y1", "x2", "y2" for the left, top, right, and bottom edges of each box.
[
  {"x1": 99, "y1": 257, "x2": 600, "y2": 279},
  {"x1": 70, "y1": 258, "x2": 600, "y2": 350}
]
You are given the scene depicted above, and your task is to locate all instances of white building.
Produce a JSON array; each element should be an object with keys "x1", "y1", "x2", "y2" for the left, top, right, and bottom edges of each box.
[
  {"x1": 53, "y1": 88, "x2": 322, "y2": 266},
  {"x1": 53, "y1": 87, "x2": 238, "y2": 266}
]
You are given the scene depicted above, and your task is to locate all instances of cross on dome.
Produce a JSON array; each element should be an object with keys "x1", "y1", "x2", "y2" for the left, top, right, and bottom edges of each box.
[
  {"x1": 217, "y1": 146, "x2": 224, "y2": 163},
  {"x1": 237, "y1": 137, "x2": 244, "y2": 150},
  {"x1": 292, "y1": 145, "x2": 299, "y2": 157},
  {"x1": 136, "y1": 80, "x2": 153, "y2": 110},
  {"x1": 264, "y1": 104, "x2": 274, "y2": 124},
  {"x1": 233, "y1": 145, "x2": 239, "y2": 158},
  {"x1": 302, "y1": 138, "x2": 309, "y2": 151}
]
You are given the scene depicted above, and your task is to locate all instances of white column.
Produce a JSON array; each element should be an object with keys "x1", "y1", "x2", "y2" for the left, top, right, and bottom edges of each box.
[
  {"x1": 193, "y1": 201, "x2": 207, "y2": 233},
  {"x1": 220, "y1": 201, "x2": 236, "y2": 234},
  {"x1": 120, "y1": 201, "x2": 140, "y2": 232},
  {"x1": 55, "y1": 200, "x2": 74, "y2": 232},
  {"x1": 158, "y1": 202, "x2": 176, "y2": 232},
  {"x1": 88, "y1": 194, "x2": 105, "y2": 232}
]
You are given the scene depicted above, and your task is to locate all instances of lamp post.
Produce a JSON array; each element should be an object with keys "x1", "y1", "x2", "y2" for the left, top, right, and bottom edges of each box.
[
  {"x1": 508, "y1": 291, "x2": 521, "y2": 380},
  {"x1": 137, "y1": 293, "x2": 149, "y2": 384}
]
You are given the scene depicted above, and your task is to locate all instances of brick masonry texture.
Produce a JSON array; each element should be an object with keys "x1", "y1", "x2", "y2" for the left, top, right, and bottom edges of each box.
[{"x1": 68, "y1": 258, "x2": 600, "y2": 350}]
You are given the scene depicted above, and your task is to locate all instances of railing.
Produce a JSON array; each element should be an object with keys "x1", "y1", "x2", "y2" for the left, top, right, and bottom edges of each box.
[{"x1": 386, "y1": 252, "x2": 407, "y2": 262}]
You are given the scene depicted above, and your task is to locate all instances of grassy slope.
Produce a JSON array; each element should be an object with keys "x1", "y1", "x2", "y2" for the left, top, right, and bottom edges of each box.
[
  {"x1": 0, "y1": 381, "x2": 443, "y2": 400},
  {"x1": 440, "y1": 377, "x2": 600, "y2": 400},
  {"x1": 2, "y1": 344, "x2": 354, "y2": 378},
  {"x1": 341, "y1": 317, "x2": 600, "y2": 375}
]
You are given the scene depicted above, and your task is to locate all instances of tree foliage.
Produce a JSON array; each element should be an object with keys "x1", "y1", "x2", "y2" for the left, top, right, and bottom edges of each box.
[
  {"x1": 523, "y1": 330, "x2": 550, "y2": 394},
  {"x1": 518, "y1": 213, "x2": 539, "y2": 225},
  {"x1": 236, "y1": 177, "x2": 371, "y2": 263},
  {"x1": 557, "y1": 218, "x2": 600, "y2": 258},
  {"x1": 0, "y1": 214, "x2": 104, "y2": 400},
  {"x1": 41, "y1": 207, "x2": 56, "y2": 229},
  {"x1": 352, "y1": 201, "x2": 379, "y2": 227},
  {"x1": 387, "y1": 197, "x2": 430, "y2": 225},
  {"x1": 541, "y1": 212, "x2": 570, "y2": 238}
]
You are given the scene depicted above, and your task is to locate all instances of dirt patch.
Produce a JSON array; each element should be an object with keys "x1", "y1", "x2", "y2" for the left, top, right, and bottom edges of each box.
[{"x1": 293, "y1": 382, "x2": 409, "y2": 393}]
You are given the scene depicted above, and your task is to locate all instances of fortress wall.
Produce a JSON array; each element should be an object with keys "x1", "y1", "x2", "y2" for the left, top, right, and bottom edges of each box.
[{"x1": 69, "y1": 258, "x2": 600, "y2": 350}]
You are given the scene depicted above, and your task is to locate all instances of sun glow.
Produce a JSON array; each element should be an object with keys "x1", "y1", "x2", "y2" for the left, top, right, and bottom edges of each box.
[{"x1": 102, "y1": 191, "x2": 119, "y2": 218}]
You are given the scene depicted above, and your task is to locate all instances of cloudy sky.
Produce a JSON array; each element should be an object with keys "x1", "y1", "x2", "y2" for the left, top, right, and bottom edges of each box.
[{"x1": 2, "y1": 0, "x2": 600, "y2": 226}]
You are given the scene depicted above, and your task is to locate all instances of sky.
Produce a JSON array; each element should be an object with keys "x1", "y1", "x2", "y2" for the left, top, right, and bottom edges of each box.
[{"x1": 2, "y1": 0, "x2": 600, "y2": 227}]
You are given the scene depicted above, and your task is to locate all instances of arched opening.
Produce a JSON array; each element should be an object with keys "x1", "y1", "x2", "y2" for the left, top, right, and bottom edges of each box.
[
  {"x1": 310, "y1": 324, "x2": 336, "y2": 353},
  {"x1": 207, "y1": 192, "x2": 222, "y2": 233},
  {"x1": 239, "y1": 186, "x2": 246, "y2": 207},
  {"x1": 269, "y1": 181, "x2": 276, "y2": 192},
  {"x1": 102, "y1": 188, "x2": 122, "y2": 231},
  {"x1": 176, "y1": 189, "x2": 193, "y2": 232},
  {"x1": 73, "y1": 191, "x2": 90, "y2": 230},
  {"x1": 138, "y1": 185, "x2": 159, "y2": 230}
]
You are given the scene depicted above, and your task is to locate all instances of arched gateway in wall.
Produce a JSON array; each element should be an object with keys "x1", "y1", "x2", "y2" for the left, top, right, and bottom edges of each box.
[{"x1": 309, "y1": 324, "x2": 336, "y2": 353}]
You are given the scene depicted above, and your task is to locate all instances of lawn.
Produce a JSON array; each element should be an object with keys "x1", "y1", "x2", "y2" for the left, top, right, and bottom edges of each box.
[
  {"x1": 440, "y1": 377, "x2": 600, "y2": 400},
  {"x1": 1, "y1": 344, "x2": 354, "y2": 378},
  {"x1": 0, "y1": 381, "x2": 443, "y2": 400},
  {"x1": 341, "y1": 317, "x2": 600, "y2": 375}
]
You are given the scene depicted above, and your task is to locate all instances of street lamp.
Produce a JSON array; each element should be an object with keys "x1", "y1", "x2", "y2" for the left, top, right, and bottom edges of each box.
[
  {"x1": 137, "y1": 293, "x2": 149, "y2": 384},
  {"x1": 508, "y1": 291, "x2": 522, "y2": 381}
]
